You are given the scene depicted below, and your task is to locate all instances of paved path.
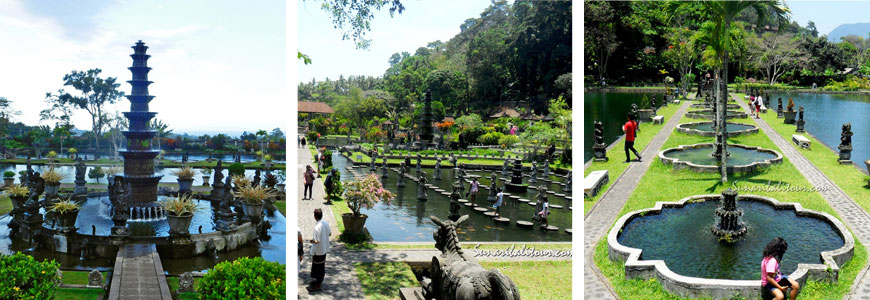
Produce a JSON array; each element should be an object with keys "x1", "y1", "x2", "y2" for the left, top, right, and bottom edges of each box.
[
  {"x1": 107, "y1": 244, "x2": 172, "y2": 300},
  {"x1": 297, "y1": 148, "x2": 365, "y2": 300},
  {"x1": 732, "y1": 95, "x2": 870, "y2": 300},
  {"x1": 583, "y1": 101, "x2": 691, "y2": 300}
]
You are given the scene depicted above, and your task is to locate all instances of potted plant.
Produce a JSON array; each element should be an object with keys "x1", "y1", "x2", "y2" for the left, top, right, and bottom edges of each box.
[
  {"x1": 5, "y1": 185, "x2": 29, "y2": 211},
  {"x1": 49, "y1": 199, "x2": 80, "y2": 230},
  {"x1": 784, "y1": 98, "x2": 797, "y2": 124},
  {"x1": 88, "y1": 166, "x2": 105, "y2": 183},
  {"x1": 68, "y1": 147, "x2": 77, "y2": 159},
  {"x1": 232, "y1": 174, "x2": 251, "y2": 189},
  {"x1": 201, "y1": 167, "x2": 212, "y2": 187},
  {"x1": 234, "y1": 185, "x2": 276, "y2": 219},
  {"x1": 3, "y1": 171, "x2": 15, "y2": 187},
  {"x1": 158, "y1": 194, "x2": 201, "y2": 235},
  {"x1": 47, "y1": 150, "x2": 58, "y2": 163},
  {"x1": 18, "y1": 170, "x2": 26, "y2": 185},
  {"x1": 275, "y1": 170, "x2": 286, "y2": 192},
  {"x1": 42, "y1": 167, "x2": 66, "y2": 196},
  {"x1": 171, "y1": 165, "x2": 196, "y2": 193},
  {"x1": 341, "y1": 173, "x2": 395, "y2": 234},
  {"x1": 637, "y1": 95, "x2": 655, "y2": 122}
]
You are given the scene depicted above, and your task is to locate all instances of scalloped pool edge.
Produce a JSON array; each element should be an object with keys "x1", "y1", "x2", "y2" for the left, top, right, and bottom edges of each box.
[
  {"x1": 606, "y1": 194, "x2": 854, "y2": 299},
  {"x1": 690, "y1": 103, "x2": 741, "y2": 110},
  {"x1": 658, "y1": 143, "x2": 783, "y2": 173},
  {"x1": 676, "y1": 122, "x2": 760, "y2": 137},
  {"x1": 686, "y1": 109, "x2": 748, "y2": 120}
]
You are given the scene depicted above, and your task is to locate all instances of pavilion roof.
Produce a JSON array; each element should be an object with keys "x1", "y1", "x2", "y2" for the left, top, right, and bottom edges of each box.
[
  {"x1": 489, "y1": 107, "x2": 521, "y2": 118},
  {"x1": 298, "y1": 101, "x2": 334, "y2": 114}
]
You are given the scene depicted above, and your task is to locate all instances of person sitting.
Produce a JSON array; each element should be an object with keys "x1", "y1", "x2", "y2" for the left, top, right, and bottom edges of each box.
[{"x1": 761, "y1": 237, "x2": 800, "y2": 300}]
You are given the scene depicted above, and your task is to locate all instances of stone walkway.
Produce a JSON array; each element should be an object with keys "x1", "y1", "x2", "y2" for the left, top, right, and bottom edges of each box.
[
  {"x1": 107, "y1": 244, "x2": 172, "y2": 300},
  {"x1": 297, "y1": 148, "x2": 366, "y2": 300},
  {"x1": 732, "y1": 95, "x2": 870, "y2": 300},
  {"x1": 583, "y1": 101, "x2": 691, "y2": 300}
]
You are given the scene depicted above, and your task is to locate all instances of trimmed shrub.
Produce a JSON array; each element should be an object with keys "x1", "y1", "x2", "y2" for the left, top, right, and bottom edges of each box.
[
  {"x1": 88, "y1": 166, "x2": 105, "y2": 183},
  {"x1": 228, "y1": 163, "x2": 246, "y2": 177},
  {"x1": 0, "y1": 252, "x2": 61, "y2": 299},
  {"x1": 498, "y1": 135, "x2": 519, "y2": 147},
  {"x1": 197, "y1": 257, "x2": 285, "y2": 300},
  {"x1": 477, "y1": 132, "x2": 505, "y2": 145}
]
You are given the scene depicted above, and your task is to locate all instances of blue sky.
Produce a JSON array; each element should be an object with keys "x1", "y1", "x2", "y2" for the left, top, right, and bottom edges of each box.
[
  {"x1": 297, "y1": 0, "x2": 499, "y2": 83},
  {"x1": 0, "y1": 0, "x2": 285, "y2": 136},
  {"x1": 787, "y1": 1, "x2": 870, "y2": 37}
]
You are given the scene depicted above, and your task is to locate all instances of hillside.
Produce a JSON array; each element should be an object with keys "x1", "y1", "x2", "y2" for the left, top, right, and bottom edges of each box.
[{"x1": 828, "y1": 23, "x2": 870, "y2": 42}]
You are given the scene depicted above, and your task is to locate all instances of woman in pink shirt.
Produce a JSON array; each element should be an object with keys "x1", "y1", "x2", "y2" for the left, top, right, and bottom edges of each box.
[{"x1": 761, "y1": 237, "x2": 800, "y2": 300}]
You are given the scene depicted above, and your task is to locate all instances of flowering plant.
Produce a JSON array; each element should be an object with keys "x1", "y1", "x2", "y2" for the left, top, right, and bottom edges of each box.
[{"x1": 343, "y1": 173, "x2": 395, "y2": 217}]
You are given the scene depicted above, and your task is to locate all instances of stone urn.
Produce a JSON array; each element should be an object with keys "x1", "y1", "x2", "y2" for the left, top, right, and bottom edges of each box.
[
  {"x1": 341, "y1": 213, "x2": 368, "y2": 234},
  {"x1": 45, "y1": 181, "x2": 61, "y2": 197},
  {"x1": 3, "y1": 177, "x2": 13, "y2": 187},
  {"x1": 56, "y1": 209, "x2": 80, "y2": 231},
  {"x1": 201, "y1": 175, "x2": 210, "y2": 187},
  {"x1": 9, "y1": 195, "x2": 27, "y2": 211},
  {"x1": 242, "y1": 201, "x2": 265, "y2": 219},
  {"x1": 176, "y1": 178, "x2": 194, "y2": 194},
  {"x1": 276, "y1": 183, "x2": 285, "y2": 192},
  {"x1": 167, "y1": 213, "x2": 193, "y2": 235},
  {"x1": 783, "y1": 111, "x2": 797, "y2": 124},
  {"x1": 637, "y1": 109, "x2": 654, "y2": 122}
]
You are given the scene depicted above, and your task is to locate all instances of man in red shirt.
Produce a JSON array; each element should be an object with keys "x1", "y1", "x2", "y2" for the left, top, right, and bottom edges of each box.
[{"x1": 623, "y1": 113, "x2": 641, "y2": 162}]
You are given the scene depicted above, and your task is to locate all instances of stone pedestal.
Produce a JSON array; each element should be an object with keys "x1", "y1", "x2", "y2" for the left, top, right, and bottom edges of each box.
[
  {"x1": 796, "y1": 120, "x2": 805, "y2": 133},
  {"x1": 783, "y1": 111, "x2": 797, "y2": 124}
]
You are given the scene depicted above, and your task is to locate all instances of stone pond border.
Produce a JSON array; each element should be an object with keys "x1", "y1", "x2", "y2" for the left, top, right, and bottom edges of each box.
[
  {"x1": 658, "y1": 143, "x2": 782, "y2": 173},
  {"x1": 690, "y1": 103, "x2": 741, "y2": 110},
  {"x1": 606, "y1": 194, "x2": 855, "y2": 299},
  {"x1": 676, "y1": 122, "x2": 760, "y2": 137},
  {"x1": 686, "y1": 109, "x2": 748, "y2": 120}
]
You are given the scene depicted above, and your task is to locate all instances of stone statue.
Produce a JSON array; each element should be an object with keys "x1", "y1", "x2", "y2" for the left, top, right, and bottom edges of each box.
[
  {"x1": 217, "y1": 176, "x2": 236, "y2": 228},
  {"x1": 630, "y1": 103, "x2": 639, "y2": 121},
  {"x1": 405, "y1": 154, "x2": 412, "y2": 168},
  {"x1": 777, "y1": 98, "x2": 783, "y2": 118},
  {"x1": 488, "y1": 172, "x2": 498, "y2": 203},
  {"x1": 564, "y1": 171, "x2": 572, "y2": 193},
  {"x1": 421, "y1": 215, "x2": 521, "y2": 300},
  {"x1": 370, "y1": 153, "x2": 377, "y2": 171},
  {"x1": 253, "y1": 169, "x2": 261, "y2": 187},
  {"x1": 210, "y1": 160, "x2": 225, "y2": 201},
  {"x1": 529, "y1": 161, "x2": 538, "y2": 183},
  {"x1": 397, "y1": 162, "x2": 406, "y2": 187},
  {"x1": 110, "y1": 176, "x2": 130, "y2": 235},
  {"x1": 839, "y1": 122, "x2": 854, "y2": 163},
  {"x1": 796, "y1": 106, "x2": 806, "y2": 133},
  {"x1": 434, "y1": 157, "x2": 442, "y2": 180},
  {"x1": 533, "y1": 186, "x2": 547, "y2": 221},
  {"x1": 448, "y1": 183, "x2": 461, "y2": 221},
  {"x1": 651, "y1": 95, "x2": 657, "y2": 113},
  {"x1": 543, "y1": 158, "x2": 550, "y2": 177},
  {"x1": 449, "y1": 154, "x2": 457, "y2": 167},
  {"x1": 177, "y1": 272, "x2": 195, "y2": 293},
  {"x1": 417, "y1": 172, "x2": 428, "y2": 201},
  {"x1": 416, "y1": 153, "x2": 423, "y2": 178},
  {"x1": 182, "y1": 152, "x2": 189, "y2": 163},
  {"x1": 502, "y1": 159, "x2": 510, "y2": 177},
  {"x1": 381, "y1": 157, "x2": 389, "y2": 178},
  {"x1": 88, "y1": 269, "x2": 103, "y2": 287},
  {"x1": 75, "y1": 157, "x2": 86, "y2": 182},
  {"x1": 592, "y1": 121, "x2": 607, "y2": 161}
]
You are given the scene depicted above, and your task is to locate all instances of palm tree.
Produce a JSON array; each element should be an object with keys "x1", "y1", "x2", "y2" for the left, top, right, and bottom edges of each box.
[{"x1": 670, "y1": 0, "x2": 789, "y2": 182}]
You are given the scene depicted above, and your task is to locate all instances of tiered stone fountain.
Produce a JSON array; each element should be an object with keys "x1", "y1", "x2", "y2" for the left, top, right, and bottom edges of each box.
[{"x1": 711, "y1": 188, "x2": 746, "y2": 241}]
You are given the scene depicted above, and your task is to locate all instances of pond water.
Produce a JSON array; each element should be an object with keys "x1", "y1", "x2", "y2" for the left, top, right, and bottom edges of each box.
[
  {"x1": 0, "y1": 202, "x2": 286, "y2": 274},
  {"x1": 617, "y1": 200, "x2": 844, "y2": 280},
  {"x1": 333, "y1": 154, "x2": 571, "y2": 242},
  {"x1": 14, "y1": 153, "x2": 286, "y2": 164},
  {"x1": 663, "y1": 145, "x2": 778, "y2": 166},
  {"x1": 0, "y1": 164, "x2": 268, "y2": 186},
  {"x1": 681, "y1": 122, "x2": 757, "y2": 133},
  {"x1": 584, "y1": 92, "x2": 665, "y2": 162},
  {"x1": 770, "y1": 92, "x2": 870, "y2": 171}
]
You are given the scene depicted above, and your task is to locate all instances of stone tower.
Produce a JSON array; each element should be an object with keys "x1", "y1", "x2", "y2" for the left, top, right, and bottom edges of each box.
[{"x1": 120, "y1": 40, "x2": 162, "y2": 206}]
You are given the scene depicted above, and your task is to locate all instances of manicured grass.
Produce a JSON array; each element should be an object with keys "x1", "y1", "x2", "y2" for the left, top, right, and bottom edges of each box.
[
  {"x1": 594, "y1": 104, "x2": 868, "y2": 299},
  {"x1": 758, "y1": 101, "x2": 870, "y2": 215},
  {"x1": 354, "y1": 262, "x2": 419, "y2": 300},
  {"x1": 0, "y1": 158, "x2": 119, "y2": 165},
  {"x1": 584, "y1": 102, "x2": 682, "y2": 215},
  {"x1": 480, "y1": 260, "x2": 572, "y2": 300},
  {"x1": 166, "y1": 276, "x2": 200, "y2": 299},
  {"x1": 329, "y1": 195, "x2": 351, "y2": 233},
  {"x1": 55, "y1": 288, "x2": 104, "y2": 300},
  {"x1": 366, "y1": 242, "x2": 573, "y2": 251},
  {"x1": 0, "y1": 195, "x2": 12, "y2": 215},
  {"x1": 61, "y1": 271, "x2": 107, "y2": 285},
  {"x1": 274, "y1": 200, "x2": 286, "y2": 215},
  {"x1": 348, "y1": 151, "x2": 556, "y2": 168}
]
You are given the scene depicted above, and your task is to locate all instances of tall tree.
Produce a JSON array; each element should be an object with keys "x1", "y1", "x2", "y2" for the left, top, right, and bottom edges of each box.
[
  {"x1": 60, "y1": 69, "x2": 125, "y2": 155},
  {"x1": 585, "y1": 1, "x2": 620, "y2": 84},
  {"x1": 662, "y1": 27, "x2": 698, "y2": 98},
  {"x1": 150, "y1": 119, "x2": 172, "y2": 150},
  {"x1": 749, "y1": 32, "x2": 805, "y2": 84}
]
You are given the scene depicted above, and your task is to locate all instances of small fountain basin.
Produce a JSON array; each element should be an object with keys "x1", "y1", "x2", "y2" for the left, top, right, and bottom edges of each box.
[
  {"x1": 658, "y1": 143, "x2": 782, "y2": 173},
  {"x1": 686, "y1": 109, "x2": 748, "y2": 120},
  {"x1": 607, "y1": 194, "x2": 853, "y2": 299},
  {"x1": 690, "y1": 103, "x2": 740, "y2": 110},
  {"x1": 676, "y1": 122, "x2": 759, "y2": 137}
]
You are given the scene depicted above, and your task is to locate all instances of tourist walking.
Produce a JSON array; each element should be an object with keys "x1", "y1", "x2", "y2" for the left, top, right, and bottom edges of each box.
[
  {"x1": 537, "y1": 198, "x2": 550, "y2": 227},
  {"x1": 493, "y1": 188, "x2": 504, "y2": 217},
  {"x1": 298, "y1": 230, "x2": 303, "y2": 272},
  {"x1": 307, "y1": 208, "x2": 331, "y2": 292},
  {"x1": 750, "y1": 96, "x2": 757, "y2": 118},
  {"x1": 623, "y1": 113, "x2": 641, "y2": 162},
  {"x1": 303, "y1": 165, "x2": 316, "y2": 200},
  {"x1": 301, "y1": 136, "x2": 307, "y2": 149},
  {"x1": 755, "y1": 94, "x2": 763, "y2": 118},
  {"x1": 761, "y1": 237, "x2": 800, "y2": 300},
  {"x1": 466, "y1": 178, "x2": 479, "y2": 206}
]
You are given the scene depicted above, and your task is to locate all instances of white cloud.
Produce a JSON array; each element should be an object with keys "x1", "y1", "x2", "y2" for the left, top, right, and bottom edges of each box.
[{"x1": 141, "y1": 24, "x2": 208, "y2": 39}]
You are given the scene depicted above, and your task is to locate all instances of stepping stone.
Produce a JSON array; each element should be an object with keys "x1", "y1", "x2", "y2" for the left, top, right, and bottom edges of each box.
[
  {"x1": 565, "y1": 197, "x2": 572, "y2": 201},
  {"x1": 441, "y1": 192, "x2": 451, "y2": 196},
  {"x1": 550, "y1": 204, "x2": 563, "y2": 209},
  {"x1": 483, "y1": 211, "x2": 498, "y2": 217},
  {"x1": 546, "y1": 190, "x2": 556, "y2": 194},
  {"x1": 434, "y1": 189, "x2": 445, "y2": 193},
  {"x1": 555, "y1": 193, "x2": 565, "y2": 198},
  {"x1": 564, "y1": 229, "x2": 572, "y2": 235},
  {"x1": 473, "y1": 207, "x2": 489, "y2": 212},
  {"x1": 518, "y1": 198, "x2": 530, "y2": 203},
  {"x1": 493, "y1": 217, "x2": 510, "y2": 223},
  {"x1": 502, "y1": 193, "x2": 512, "y2": 197},
  {"x1": 516, "y1": 221, "x2": 534, "y2": 228},
  {"x1": 569, "y1": 207, "x2": 572, "y2": 211},
  {"x1": 463, "y1": 202, "x2": 475, "y2": 207},
  {"x1": 508, "y1": 196, "x2": 520, "y2": 201},
  {"x1": 541, "y1": 225, "x2": 559, "y2": 231},
  {"x1": 458, "y1": 199, "x2": 469, "y2": 203},
  {"x1": 527, "y1": 202, "x2": 537, "y2": 207}
]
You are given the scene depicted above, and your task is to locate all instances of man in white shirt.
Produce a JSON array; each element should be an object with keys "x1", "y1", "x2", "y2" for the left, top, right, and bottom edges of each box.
[{"x1": 307, "y1": 208, "x2": 331, "y2": 292}]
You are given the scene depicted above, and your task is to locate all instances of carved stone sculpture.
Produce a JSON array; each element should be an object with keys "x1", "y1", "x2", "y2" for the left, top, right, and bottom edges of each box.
[
  {"x1": 418, "y1": 172, "x2": 429, "y2": 201},
  {"x1": 529, "y1": 161, "x2": 538, "y2": 184},
  {"x1": 448, "y1": 183, "x2": 461, "y2": 221},
  {"x1": 839, "y1": 122, "x2": 853, "y2": 164},
  {"x1": 88, "y1": 269, "x2": 103, "y2": 287},
  {"x1": 397, "y1": 162, "x2": 406, "y2": 187},
  {"x1": 177, "y1": 272, "x2": 195, "y2": 293},
  {"x1": 796, "y1": 106, "x2": 805, "y2": 133},
  {"x1": 74, "y1": 157, "x2": 87, "y2": 195},
  {"x1": 434, "y1": 157, "x2": 442, "y2": 180}
]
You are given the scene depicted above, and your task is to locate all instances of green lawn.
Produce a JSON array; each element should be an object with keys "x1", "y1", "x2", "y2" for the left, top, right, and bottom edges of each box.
[
  {"x1": 274, "y1": 200, "x2": 286, "y2": 215},
  {"x1": 159, "y1": 159, "x2": 285, "y2": 170},
  {"x1": 61, "y1": 271, "x2": 108, "y2": 285},
  {"x1": 758, "y1": 102, "x2": 870, "y2": 215},
  {"x1": 354, "y1": 262, "x2": 418, "y2": 300},
  {"x1": 593, "y1": 103, "x2": 868, "y2": 299},
  {"x1": 56, "y1": 288, "x2": 104, "y2": 300},
  {"x1": 481, "y1": 260, "x2": 572, "y2": 300},
  {"x1": 0, "y1": 195, "x2": 12, "y2": 215},
  {"x1": 584, "y1": 102, "x2": 682, "y2": 215}
]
